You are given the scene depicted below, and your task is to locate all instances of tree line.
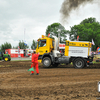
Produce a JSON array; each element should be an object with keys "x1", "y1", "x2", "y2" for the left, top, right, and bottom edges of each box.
[
  {"x1": 46, "y1": 17, "x2": 100, "y2": 51},
  {"x1": 1, "y1": 17, "x2": 99, "y2": 53},
  {"x1": 0, "y1": 40, "x2": 37, "y2": 53}
]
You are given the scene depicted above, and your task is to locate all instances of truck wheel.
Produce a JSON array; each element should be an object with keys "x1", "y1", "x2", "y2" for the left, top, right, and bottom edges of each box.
[
  {"x1": 42, "y1": 57, "x2": 51, "y2": 67},
  {"x1": 73, "y1": 58, "x2": 85, "y2": 69},
  {"x1": 4, "y1": 57, "x2": 9, "y2": 62}
]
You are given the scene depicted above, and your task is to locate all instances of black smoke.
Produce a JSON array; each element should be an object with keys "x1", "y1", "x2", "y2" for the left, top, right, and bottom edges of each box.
[{"x1": 60, "y1": 0, "x2": 94, "y2": 24}]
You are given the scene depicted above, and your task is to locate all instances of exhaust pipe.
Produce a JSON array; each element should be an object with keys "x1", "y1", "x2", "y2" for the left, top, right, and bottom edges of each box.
[
  {"x1": 52, "y1": 35, "x2": 60, "y2": 57},
  {"x1": 52, "y1": 36, "x2": 59, "y2": 50}
]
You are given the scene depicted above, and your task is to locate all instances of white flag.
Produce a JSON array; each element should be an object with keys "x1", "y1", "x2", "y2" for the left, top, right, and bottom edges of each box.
[
  {"x1": 24, "y1": 40, "x2": 27, "y2": 46},
  {"x1": 92, "y1": 39, "x2": 95, "y2": 45}
]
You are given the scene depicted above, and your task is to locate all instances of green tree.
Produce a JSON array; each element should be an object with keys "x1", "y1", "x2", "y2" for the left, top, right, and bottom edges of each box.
[
  {"x1": 80, "y1": 17, "x2": 96, "y2": 24},
  {"x1": 31, "y1": 40, "x2": 37, "y2": 49},
  {"x1": 12, "y1": 46, "x2": 18, "y2": 49},
  {"x1": 18, "y1": 40, "x2": 29, "y2": 49},
  {"x1": 1, "y1": 42, "x2": 12, "y2": 53},
  {"x1": 68, "y1": 17, "x2": 100, "y2": 50},
  {"x1": 46, "y1": 23, "x2": 68, "y2": 43}
]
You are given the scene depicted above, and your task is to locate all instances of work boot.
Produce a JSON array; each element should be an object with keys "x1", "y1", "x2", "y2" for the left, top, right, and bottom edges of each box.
[
  {"x1": 30, "y1": 73, "x2": 34, "y2": 75},
  {"x1": 36, "y1": 73, "x2": 39, "y2": 75}
]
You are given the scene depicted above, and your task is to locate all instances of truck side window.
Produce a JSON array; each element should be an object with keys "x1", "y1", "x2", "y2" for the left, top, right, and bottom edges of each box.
[
  {"x1": 52, "y1": 41, "x2": 54, "y2": 47},
  {"x1": 38, "y1": 39, "x2": 46, "y2": 47}
]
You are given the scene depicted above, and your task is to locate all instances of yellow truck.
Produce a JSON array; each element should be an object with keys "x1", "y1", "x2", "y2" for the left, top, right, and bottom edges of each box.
[{"x1": 36, "y1": 35, "x2": 93, "y2": 68}]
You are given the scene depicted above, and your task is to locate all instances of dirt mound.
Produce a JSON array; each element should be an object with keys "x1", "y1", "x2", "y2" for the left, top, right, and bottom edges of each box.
[{"x1": 0, "y1": 61, "x2": 100, "y2": 100}]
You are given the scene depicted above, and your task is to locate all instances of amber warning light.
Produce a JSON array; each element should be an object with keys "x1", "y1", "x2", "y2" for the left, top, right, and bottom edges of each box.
[{"x1": 42, "y1": 35, "x2": 44, "y2": 38}]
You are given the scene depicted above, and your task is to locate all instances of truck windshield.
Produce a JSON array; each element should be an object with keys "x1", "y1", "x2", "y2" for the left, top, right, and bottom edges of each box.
[
  {"x1": 38, "y1": 39, "x2": 46, "y2": 47},
  {"x1": 0, "y1": 52, "x2": 1, "y2": 57}
]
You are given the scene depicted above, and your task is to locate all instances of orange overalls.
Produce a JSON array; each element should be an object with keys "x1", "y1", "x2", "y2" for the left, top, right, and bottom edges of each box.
[{"x1": 31, "y1": 53, "x2": 39, "y2": 74}]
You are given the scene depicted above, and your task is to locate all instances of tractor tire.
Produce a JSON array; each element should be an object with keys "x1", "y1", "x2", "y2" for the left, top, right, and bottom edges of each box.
[
  {"x1": 8, "y1": 58, "x2": 11, "y2": 61},
  {"x1": 4, "y1": 57, "x2": 9, "y2": 62},
  {"x1": 73, "y1": 58, "x2": 85, "y2": 69},
  {"x1": 42, "y1": 57, "x2": 51, "y2": 68}
]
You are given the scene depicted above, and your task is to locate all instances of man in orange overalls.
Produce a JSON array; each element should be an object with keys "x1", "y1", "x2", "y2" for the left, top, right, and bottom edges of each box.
[{"x1": 30, "y1": 51, "x2": 39, "y2": 75}]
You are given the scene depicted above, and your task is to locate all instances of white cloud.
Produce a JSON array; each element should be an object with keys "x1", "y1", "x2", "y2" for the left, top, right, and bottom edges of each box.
[
  {"x1": 0, "y1": 0, "x2": 63, "y2": 48},
  {"x1": 0, "y1": 0, "x2": 100, "y2": 48},
  {"x1": 0, "y1": 0, "x2": 9, "y2": 7}
]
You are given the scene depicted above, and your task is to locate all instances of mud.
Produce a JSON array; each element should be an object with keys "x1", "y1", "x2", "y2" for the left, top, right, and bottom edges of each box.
[{"x1": 0, "y1": 61, "x2": 100, "y2": 100}]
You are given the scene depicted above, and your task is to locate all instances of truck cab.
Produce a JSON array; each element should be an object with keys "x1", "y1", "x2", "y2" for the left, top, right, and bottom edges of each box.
[{"x1": 36, "y1": 35, "x2": 54, "y2": 62}]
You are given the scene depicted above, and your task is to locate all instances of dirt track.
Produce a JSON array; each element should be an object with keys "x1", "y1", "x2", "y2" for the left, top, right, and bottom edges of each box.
[{"x1": 0, "y1": 61, "x2": 100, "y2": 100}]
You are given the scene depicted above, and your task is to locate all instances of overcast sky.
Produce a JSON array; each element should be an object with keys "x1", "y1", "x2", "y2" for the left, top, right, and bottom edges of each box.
[{"x1": 0, "y1": 0, "x2": 99, "y2": 49}]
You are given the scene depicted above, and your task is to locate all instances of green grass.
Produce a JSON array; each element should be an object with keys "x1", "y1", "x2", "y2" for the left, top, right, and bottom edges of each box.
[
  {"x1": 60, "y1": 62, "x2": 73, "y2": 65},
  {"x1": 93, "y1": 61, "x2": 100, "y2": 64}
]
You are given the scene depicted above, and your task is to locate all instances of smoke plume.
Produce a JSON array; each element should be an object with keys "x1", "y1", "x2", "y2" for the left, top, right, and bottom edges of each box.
[{"x1": 60, "y1": 0, "x2": 94, "y2": 24}]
